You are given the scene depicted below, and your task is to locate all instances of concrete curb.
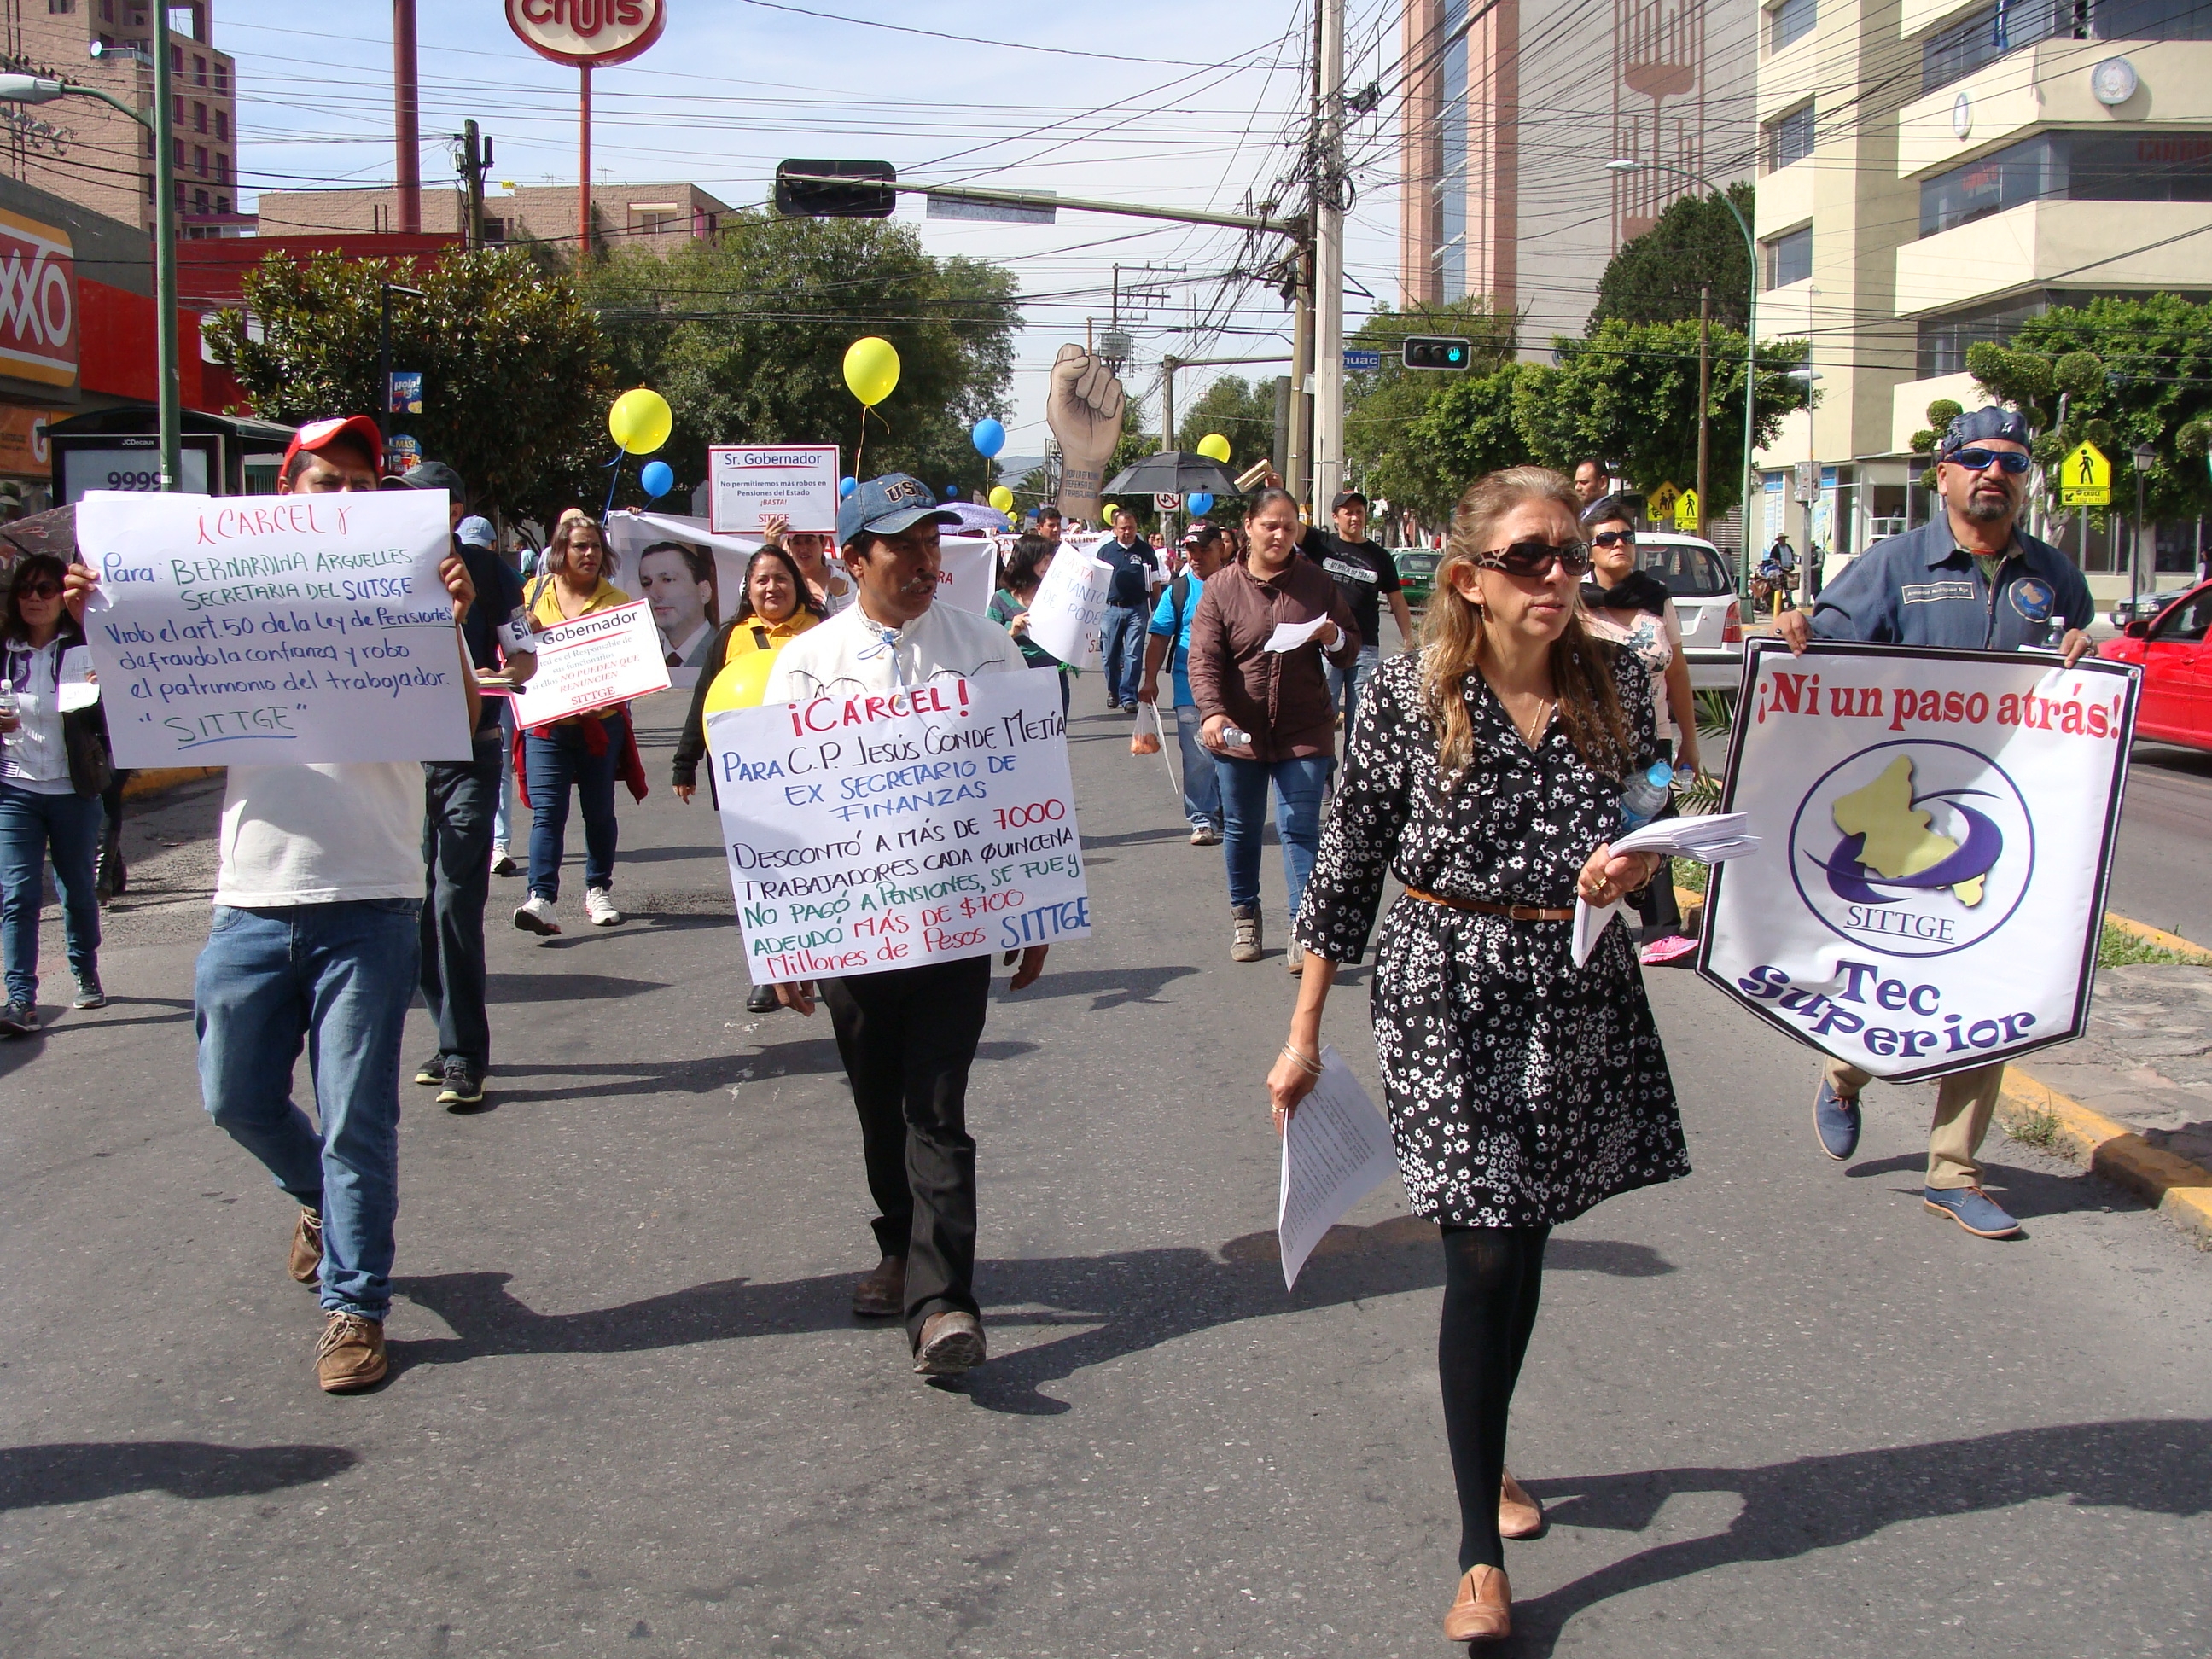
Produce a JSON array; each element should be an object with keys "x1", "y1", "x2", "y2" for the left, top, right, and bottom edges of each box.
[
  {"x1": 1997, "y1": 1067, "x2": 2212, "y2": 1250},
  {"x1": 2102, "y1": 911, "x2": 2212, "y2": 960},
  {"x1": 121, "y1": 767, "x2": 221, "y2": 800}
]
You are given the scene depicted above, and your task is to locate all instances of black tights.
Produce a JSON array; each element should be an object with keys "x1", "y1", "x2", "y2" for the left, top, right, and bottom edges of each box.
[{"x1": 1438, "y1": 1223, "x2": 1550, "y2": 1573}]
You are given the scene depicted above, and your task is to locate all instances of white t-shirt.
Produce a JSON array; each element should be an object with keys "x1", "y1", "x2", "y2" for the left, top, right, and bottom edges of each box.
[{"x1": 213, "y1": 763, "x2": 425, "y2": 907}]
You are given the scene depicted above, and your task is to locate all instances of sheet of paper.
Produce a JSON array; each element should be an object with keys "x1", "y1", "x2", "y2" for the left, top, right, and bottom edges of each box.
[
  {"x1": 1264, "y1": 615, "x2": 1330, "y2": 654},
  {"x1": 57, "y1": 647, "x2": 98, "y2": 712},
  {"x1": 1278, "y1": 1046, "x2": 1400, "y2": 1291}
]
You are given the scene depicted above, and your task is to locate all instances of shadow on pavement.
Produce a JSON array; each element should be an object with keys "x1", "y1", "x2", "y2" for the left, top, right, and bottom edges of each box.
[
  {"x1": 1842, "y1": 1154, "x2": 2145, "y2": 1222},
  {"x1": 484, "y1": 972, "x2": 667, "y2": 1004},
  {"x1": 0, "y1": 1441, "x2": 358, "y2": 1510},
  {"x1": 1512, "y1": 1418, "x2": 2212, "y2": 1656},
  {"x1": 1004, "y1": 965, "x2": 1198, "y2": 1010}
]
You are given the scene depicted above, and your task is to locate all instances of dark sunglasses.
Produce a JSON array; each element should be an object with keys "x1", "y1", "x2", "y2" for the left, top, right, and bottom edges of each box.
[
  {"x1": 1589, "y1": 529, "x2": 1636, "y2": 549},
  {"x1": 1946, "y1": 447, "x2": 2033, "y2": 474},
  {"x1": 1470, "y1": 538, "x2": 1592, "y2": 578},
  {"x1": 15, "y1": 580, "x2": 61, "y2": 599}
]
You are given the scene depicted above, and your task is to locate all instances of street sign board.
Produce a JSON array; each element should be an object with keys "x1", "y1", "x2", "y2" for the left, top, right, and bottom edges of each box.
[
  {"x1": 1342, "y1": 348, "x2": 1381, "y2": 373},
  {"x1": 1647, "y1": 480, "x2": 1681, "y2": 518},
  {"x1": 1153, "y1": 492, "x2": 1181, "y2": 510},
  {"x1": 926, "y1": 192, "x2": 1054, "y2": 224},
  {"x1": 2058, "y1": 440, "x2": 2111, "y2": 507},
  {"x1": 1674, "y1": 486, "x2": 1701, "y2": 532}
]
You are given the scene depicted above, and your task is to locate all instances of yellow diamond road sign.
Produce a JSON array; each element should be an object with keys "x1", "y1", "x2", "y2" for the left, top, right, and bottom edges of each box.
[
  {"x1": 1647, "y1": 480, "x2": 1680, "y2": 518},
  {"x1": 2058, "y1": 440, "x2": 2110, "y2": 508},
  {"x1": 1674, "y1": 487, "x2": 1701, "y2": 532}
]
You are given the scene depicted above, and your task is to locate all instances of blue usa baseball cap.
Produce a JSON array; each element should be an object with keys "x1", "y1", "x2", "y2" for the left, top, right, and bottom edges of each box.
[
  {"x1": 456, "y1": 515, "x2": 497, "y2": 550},
  {"x1": 838, "y1": 473, "x2": 961, "y2": 548},
  {"x1": 1940, "y1": 406, "x2": 2030, "y2": 457}
]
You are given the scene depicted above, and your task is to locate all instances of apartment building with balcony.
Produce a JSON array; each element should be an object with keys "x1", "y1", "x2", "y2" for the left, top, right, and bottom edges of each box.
[{"x1": 1754, "y1": 0, "x2": 2210, "y2": 597}]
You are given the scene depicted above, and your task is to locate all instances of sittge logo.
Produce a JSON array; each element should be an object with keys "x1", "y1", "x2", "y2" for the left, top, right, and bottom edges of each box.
[{"x1": 1788, "y1": 741, "x2": 2032, "y2": 959}]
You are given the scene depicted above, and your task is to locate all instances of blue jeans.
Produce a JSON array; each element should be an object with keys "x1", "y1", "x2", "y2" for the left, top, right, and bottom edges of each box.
[
  {"x1": 525, "y1": 716, "x2": 621, "y2": 902},
  {"x1": 1325, "y1": 643, "x2": 1382, "y2": 754},
  {"x1": 492, "y1": 699, "x2": 517, "y2": 853},
  {"x1": 0, "y1": 779, "x2": 102, "y2": 1007},
  {"x1": 1174, "y1": 705, "x2": 1221, "y2": 830},
  {"x1": 1214, "y1": 753, "x2": 1332, "y2": 919},
  {"x1": 1101, "y1": 605, "x2": 1150, "y2": 707},
  {"x1": 194, "y1": 899, "x2": 421, "y2": 1319}
]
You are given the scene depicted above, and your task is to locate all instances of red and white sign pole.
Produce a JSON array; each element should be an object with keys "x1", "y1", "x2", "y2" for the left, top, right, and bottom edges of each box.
[{"x1": 504, "y1": 0, "x2": 669, "y2": 259}]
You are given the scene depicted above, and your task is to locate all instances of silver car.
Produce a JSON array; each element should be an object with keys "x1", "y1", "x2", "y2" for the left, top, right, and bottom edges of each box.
[{"x1": 1633, "y1": 533, "x2": 1743, "y2": 692}]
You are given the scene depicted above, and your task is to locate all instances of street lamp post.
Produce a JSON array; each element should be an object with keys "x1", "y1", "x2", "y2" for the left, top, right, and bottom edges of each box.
[
  {"x1": 0, "y1": 43, "x2": 183, "y2": 492},
  {"x1": 2131, "y1": 444, "x2": 2157, "y2": 610},
  {"x1": 1607, "y1": 159, "x2": 1758, "y2": 603}
]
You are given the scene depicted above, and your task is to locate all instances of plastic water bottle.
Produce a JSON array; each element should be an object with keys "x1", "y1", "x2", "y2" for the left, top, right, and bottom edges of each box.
[
  {"x1": 1220, "y1": 725, "x2": 1253, "y2": 751},
  {"x1": 1617, "y1": 760, "x2": 1674, "y2": 835}
]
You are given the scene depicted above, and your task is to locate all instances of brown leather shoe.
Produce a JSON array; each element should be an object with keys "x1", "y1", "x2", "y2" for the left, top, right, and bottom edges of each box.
[
  {"x1": 1443, "y1": 1563, "x2": 1511, "y2": 1643},
  {"x1": 288, "y1": 1208, "x2": 323, "y2": 1285},
  {"x1": 315, "y1": 1311, "x2": 387, "y2": 1394},
  {"x1": 852, "y1": 1254, "x2": 905, "y2": 1318},
  {"x1": 1499, "y1": 1467, "x2": 1545, "y2": 1540},
  {"x1": 913, "y1": 1310, "x2": 986, "y2": 1375}
]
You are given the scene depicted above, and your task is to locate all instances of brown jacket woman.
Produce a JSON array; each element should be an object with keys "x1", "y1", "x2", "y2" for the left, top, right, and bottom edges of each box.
[{"x1": 1185, "y1": 552, "x2": 1360, "y2": 763}]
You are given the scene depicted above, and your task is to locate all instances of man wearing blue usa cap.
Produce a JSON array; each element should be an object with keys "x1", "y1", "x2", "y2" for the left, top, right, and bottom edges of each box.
[
  {"x1": 763, "y1": 473, "x2": 1043, "y2": 1377},
  {"x1": 1778, "y1": 405, "x2": 2093, "y2": 1240}
]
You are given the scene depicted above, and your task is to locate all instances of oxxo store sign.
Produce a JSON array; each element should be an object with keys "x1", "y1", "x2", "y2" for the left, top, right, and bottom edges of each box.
[
  {"x1": 0, "y1": 205, "x2": 76, "y2": 392},
  {"x1": 505, "y1": 0, "x2": 667, "y2": 64}
]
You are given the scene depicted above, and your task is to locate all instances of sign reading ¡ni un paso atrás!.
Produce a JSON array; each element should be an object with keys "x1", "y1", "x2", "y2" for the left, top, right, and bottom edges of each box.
[{"x1": 1699, "y1": 641, "x2": 2139, "y2": 1081}]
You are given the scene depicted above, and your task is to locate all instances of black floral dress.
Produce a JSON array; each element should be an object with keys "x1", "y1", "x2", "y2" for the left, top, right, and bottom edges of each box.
[{"x1": 1291, "y1": 647, "x2": 1689, "y2": 1228}]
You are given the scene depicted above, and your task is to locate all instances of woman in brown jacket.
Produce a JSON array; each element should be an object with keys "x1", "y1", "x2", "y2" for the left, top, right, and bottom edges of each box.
[{"x1": 1185, "y1": 488, "x2": 1361, "y2": 969}]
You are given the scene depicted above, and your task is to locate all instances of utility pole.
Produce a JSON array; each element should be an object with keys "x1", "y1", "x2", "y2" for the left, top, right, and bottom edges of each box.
[
  {"x1": 151, "y1": 5, "x2": 180, "y2": 491},
  {"x1": 1286, "y1": 258, "x2": 1312, "y2": 510},
  {"x1": 1312, "y1": 0, "x2": 1348, "y2": 515},
  {"x1": 462, "y1": 120, "x2": 487, "y2": 252},
  {"x1": 1161, "y1": 356, "x2": 1177, "y2": 457},
  {"x1": 578, "y1": 66, "x2": 593, "y2": 259},
  {"x1": 1696, "y1": 285, "x2": 1711, "y2": 538},
  {"x1": 393, "y1": 0, "x2": 421, "y2": 234}
]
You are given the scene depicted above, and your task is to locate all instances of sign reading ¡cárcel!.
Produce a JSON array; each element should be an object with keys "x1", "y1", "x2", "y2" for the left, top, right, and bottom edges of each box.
[
  {"x1": 1699, "y1": 641, "x2": 2140, "y2": 1081},
  {"x1": 74, "y1": 489, "x2": 475, "y2": 766},
  {"x1": 705, "y1": 668, "x2": 1091, "y2": 980}
]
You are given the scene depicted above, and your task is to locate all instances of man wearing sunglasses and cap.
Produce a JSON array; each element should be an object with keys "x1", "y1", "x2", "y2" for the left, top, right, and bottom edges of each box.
[
  {"x1": 1778, "y1": 405, "x2": 2092, "y2": 1241},
  {"x1": 761, "y1": 474, "x2": 1047, "y2": 1378}
]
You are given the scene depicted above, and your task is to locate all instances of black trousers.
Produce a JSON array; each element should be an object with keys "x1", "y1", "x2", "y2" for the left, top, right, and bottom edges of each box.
[
  {"x1": 419, "y1": 729, "x2": 504, "y2": 1067},
  {"x1": 823, "y1": 954, "x2": 992, "y2": 1343}
]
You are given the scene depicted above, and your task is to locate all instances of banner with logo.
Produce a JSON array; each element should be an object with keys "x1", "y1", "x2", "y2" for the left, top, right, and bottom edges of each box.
[
  {"x1": 1699, "y1": 641, "x2": 2139, "y2": 1080},
  {"x1": 704, "y1": 667, "x2": 1089, "y2": 980}
]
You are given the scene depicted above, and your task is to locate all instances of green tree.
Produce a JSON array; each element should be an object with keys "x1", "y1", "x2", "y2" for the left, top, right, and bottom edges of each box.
[
  {"x1": 204, "y1": 249, "x2": 615, "y2": 524},
  {"x1": 1385, "y1": 364, "x2": 1539, "y2": 521},
  {"x1": 1344, "y1": 295, "x2": 1518, "y2": 516},
  {"x1": 579, "y1": 214, "x2": 1019, "y2": 505},
  {"x1": 1588, "y1": 185, "x2": 1757, "y2": 333},
  {"x1": 1963, "y1": 295, "x2": 2212, "y2": 521},
  {"x1": 1174, "y1": 375, "x2": 1273, "y2": 470}
]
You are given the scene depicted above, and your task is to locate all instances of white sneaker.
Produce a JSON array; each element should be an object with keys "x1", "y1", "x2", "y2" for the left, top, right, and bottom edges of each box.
[
  {"x1": 584, "y1": 887, "x2": 621, "y2": 927},
  {"x1": 513, "y1": 894, "x2": 561, "y2": 935}
]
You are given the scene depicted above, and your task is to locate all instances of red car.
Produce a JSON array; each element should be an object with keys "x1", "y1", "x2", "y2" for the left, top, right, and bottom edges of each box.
[{"x1": 2098, "y1": 579, "x2": 2212, "y2": 748}]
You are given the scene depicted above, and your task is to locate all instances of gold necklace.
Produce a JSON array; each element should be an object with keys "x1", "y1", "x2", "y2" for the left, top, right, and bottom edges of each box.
[{"x1": 1515, "y1": 697, "x2": 1552, "y2": 749}]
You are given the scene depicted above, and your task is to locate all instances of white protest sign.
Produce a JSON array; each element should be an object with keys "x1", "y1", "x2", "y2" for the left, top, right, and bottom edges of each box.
[
  {"x1": 1700, "y1": 641, "x2": 2139, "y2": 1080},
  {"x1": 1278, "y1": 1046, "x2": 1400, "y2": 1291},
  {"x1": 75, "y1": 489, "x2": 474, "y2": 766},
  {"x1": 704, "y1": 667, "x2": 1088, "y2": 980},
  {"x1": 510, "y1": 598, "x2": 672, "y2": 726},
  {"x1": 937, "y1": 535, "x2": 995, "y2": 616},
  {"x1": 708, "y1": 444, "x2": 840, "y2": 534},
  {"x1": 1024, "y1": 548, "x2": 1109, "y2": 670}
]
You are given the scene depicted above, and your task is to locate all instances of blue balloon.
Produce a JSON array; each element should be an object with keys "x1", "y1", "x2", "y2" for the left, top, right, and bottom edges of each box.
[
  {"x1": 639, "y1": 460, "x2": 675, "y2": 498},
  {"x1": 1187, "y1": 492, "x2": 1214, "y2": 517},
  {"x1": 970, "y1": 417, "x2": 1006, "y2": 458},
  {"x1": 944, "y1": 485, "x2": 959, "y2": 500},
  {"x1": 839, "y1": 476, "x2": 858, "y2": 498}
]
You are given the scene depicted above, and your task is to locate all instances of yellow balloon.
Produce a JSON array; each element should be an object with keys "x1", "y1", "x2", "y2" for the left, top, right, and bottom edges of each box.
[
  {"x1": 608, "y1": 387, "x2": 672, "y2": 455},
  {"x1": 1196, "y1": 433, "x2": 1231, "y2": 463},
  {"x1": 987, "y1": 486, "x2": 1015, "y2": 513},
  {"x1": 842, "y1": 336, "x2": 901, "y2": 407}
]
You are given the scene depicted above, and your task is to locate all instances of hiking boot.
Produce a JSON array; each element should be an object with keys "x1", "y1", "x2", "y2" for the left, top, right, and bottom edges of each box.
[
  {"x1": 288, "y1": 1208, "x2": 323, "y2": 1284},
  {"x1": 584, "y1": 886, "x2": 621, "y2": 927},
  {"x1": 513, "y1": 894, "x2": 561, "y2": 935},
  {"x1": 437, "y1": 1057, "x2": 486, "y2": 1109},
  {"x1": 315, "y1": 1311, "x2": 387, "y2": 1393},
  {"x1": 1231, "y1": 905, "x2": 1262, "y2": 963}
]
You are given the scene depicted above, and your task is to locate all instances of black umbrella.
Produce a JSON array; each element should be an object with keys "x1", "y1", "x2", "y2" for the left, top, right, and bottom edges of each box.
[
  {"x1": 0, "y1": 504, "x2": 77, "y2": 568},
  {"x1": 1101, "y1": 451, "x2": 1243, "y2": 499}
]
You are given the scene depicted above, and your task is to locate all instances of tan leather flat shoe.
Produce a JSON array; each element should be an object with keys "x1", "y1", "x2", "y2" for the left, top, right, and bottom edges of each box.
[
  {"x1": 1499, "y1": 1466, "x2": 1544, "y2": 1540},
  {"x1": 1444, "y1": 1563, "x2": 1511, "y2": 1643}
]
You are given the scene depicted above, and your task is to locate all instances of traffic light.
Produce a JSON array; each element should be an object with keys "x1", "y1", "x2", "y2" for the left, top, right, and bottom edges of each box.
[
  {"x1": 1401, "y1": 336, "x2": 1472, "y2": 371},
  {"x1": 774, "y1": 160, "x2": 897, "y2": 218}
]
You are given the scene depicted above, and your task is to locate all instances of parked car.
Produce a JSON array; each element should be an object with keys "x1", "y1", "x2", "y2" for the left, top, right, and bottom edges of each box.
[
  {"x1": 1393, "y1": 547, "x2": 1441, "y2": 609},
  {"x1": 2097, "y1": 578, "x2": 2212, "y2": 750},
  {"x1": 1634, "y1": 532, "x2": 1743, "y2": 692}
]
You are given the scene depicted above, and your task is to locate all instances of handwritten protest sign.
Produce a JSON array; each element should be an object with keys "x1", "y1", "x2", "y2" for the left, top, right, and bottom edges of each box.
[
  {"x1": 1701, "y1": 641, "x2": 2139, "y2": 1080},
  {"x1": 510, "y1": 598, "x2": 672, "y2": 725},
  {"x1": 74, "y1": 489, "x2": 474, "y2": 766},
  {"x1": 1023, "y1": 546, "x2": 1109, "y2": 670},
  {"x1": 707, "y1": 445, "x2": 839, "y2": 534},
  {"x1": 704, "y1": 667, "x2": 1089, "y2": 980},
  {"x1": 937, "y1": 536, "x2": 995, "y2": 616}
]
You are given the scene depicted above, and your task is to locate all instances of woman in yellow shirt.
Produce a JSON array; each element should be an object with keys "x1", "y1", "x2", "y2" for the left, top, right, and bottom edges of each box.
[
  {"x1": 671, "y1": 544, "x2": 825, "y2": 1011},
  {"x1": 515, "y1": 515, "x2": 634, "y2": 935}
]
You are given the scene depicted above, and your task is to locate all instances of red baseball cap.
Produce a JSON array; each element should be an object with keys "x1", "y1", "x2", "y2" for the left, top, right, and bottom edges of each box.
[{"x1": 280, "y1": 415, "x2": 383, "y2": 474}]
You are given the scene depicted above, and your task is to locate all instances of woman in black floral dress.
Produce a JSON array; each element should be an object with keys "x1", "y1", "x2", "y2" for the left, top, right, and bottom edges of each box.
[{"x1": 1269, "y1": 466, "x2": 1689, "y2": 1644}]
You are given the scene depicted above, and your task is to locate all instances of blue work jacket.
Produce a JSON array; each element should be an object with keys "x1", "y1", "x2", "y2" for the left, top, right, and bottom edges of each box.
[{"x1": 1810, "y1": 516, "x2": 2093, "y2": 651}]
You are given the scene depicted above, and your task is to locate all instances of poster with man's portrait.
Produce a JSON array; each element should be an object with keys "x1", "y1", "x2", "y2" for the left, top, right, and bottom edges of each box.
[{"x1": 605, "y1": 512, "x2": 760, "y2": 688}]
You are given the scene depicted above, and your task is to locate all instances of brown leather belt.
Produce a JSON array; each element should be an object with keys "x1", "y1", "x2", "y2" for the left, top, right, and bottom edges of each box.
[{"x1": 1403, "y1": 887, "x2": 1573, "y2": 922}]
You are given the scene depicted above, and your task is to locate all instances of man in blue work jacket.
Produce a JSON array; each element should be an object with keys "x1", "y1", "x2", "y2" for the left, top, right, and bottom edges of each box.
[{"x1": 1778, "y1": 405, "x2": 2094, "y2": 1240}]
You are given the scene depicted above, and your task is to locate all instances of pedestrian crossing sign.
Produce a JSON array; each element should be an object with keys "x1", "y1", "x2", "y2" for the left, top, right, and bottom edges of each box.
[
  {"x1": 2058, "y1": 441, "x2": 2110, "y2": 507},
  {"x1": 1647, "y1": 480, "x2": 1681, "y2": 518},
  {"x1": 1674, "y1": 487, "x2": 1701, "y2": 532}
]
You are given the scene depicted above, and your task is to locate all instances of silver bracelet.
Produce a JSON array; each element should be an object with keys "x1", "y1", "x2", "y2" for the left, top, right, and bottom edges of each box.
[{"x1": 1279, "y1": 1044, "x2": 1323, "y2": 1077}]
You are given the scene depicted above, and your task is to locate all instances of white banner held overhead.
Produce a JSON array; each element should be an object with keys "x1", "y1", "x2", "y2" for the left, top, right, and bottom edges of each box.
[
  {"x1": 1699, "y1": 641, "x2": 2139, "y2": 1080},
  {"x1": 1023, "y1": 547, "x2": 1109, "y2": 671},
  {"x1": 704, "y1": 667, "x2": 1089, "y2": 981},
  {"x1": 707, "y1": 444, "x2": 840, "y2": 535},
  {"x1": 510, "y1": 598, "x2": 672, "y2": 726},
  {"x1": 74, "y1": 489, "x2": 474, "y2": 766}
]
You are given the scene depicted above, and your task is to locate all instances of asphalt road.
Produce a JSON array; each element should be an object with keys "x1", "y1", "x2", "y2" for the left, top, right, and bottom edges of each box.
[
  {"x1": 2109, "y1": 742, "x2": 2212, "y2": 946},
  {"x1": 3, "y1": 683, "x2": 2208, "y2": 1658}
]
